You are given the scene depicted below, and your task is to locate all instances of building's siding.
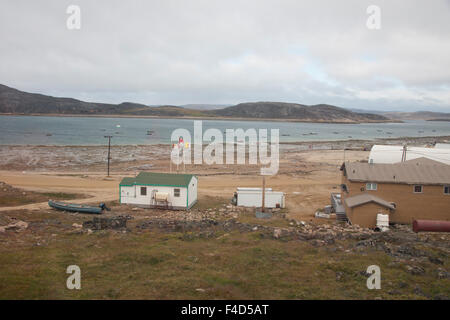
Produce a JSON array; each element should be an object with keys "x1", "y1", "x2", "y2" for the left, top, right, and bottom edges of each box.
[
  {"x1": 121, "y1": 185, "x2": 188, "y2": 209},
  {"x1": 347, "y1": 202, "x2": 391, "y2": 228},
  {"x1": 187, "y1": 176, "x2": 198, "y2": 208},
  {"x1": 121, "y1": 185, "x2": 136, "y2": 200},
  {"x1": 341, "y1": 174, "x2": 450, "y2": 224},
  {"x1": 236, "y1": 191, "x2": 285, "y2": 208}
]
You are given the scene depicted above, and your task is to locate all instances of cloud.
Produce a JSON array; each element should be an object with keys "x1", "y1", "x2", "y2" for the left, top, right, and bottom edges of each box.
[{"x1": 0, "y1": 0, "x2": 449, "y2": 111}]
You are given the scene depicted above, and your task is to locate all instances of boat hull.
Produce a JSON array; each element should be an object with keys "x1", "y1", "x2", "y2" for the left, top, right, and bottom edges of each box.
[{"x1": 48, "y1": 200, "x2": 103, "y2": 214}]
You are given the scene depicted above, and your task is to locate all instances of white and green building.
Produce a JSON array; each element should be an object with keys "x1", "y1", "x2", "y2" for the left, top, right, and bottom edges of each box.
[{"x1": 119, "y1": 172, "x2": 198, "y2": 210}]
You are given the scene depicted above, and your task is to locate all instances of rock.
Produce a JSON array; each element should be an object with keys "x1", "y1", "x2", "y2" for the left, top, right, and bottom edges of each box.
[
  {"x1": 436, "y1": 268, "x2": 450, "y2": 279},
  {"x1": 358, "y1": 270, "x2": 371, "y2": 278},
  {"x1": 273, "y1": 228, "x2": 282, "y2": 239},
  {"x1": 406, "y1": 265, "x2": 425, "y2": 276},
  {"x1": 428, "y1": 256, "x2": 444, "y2": 265},
  {"x1": 0, "y1": 220, "x2": 28, "y2": 232},
  {"x1": 309, "y1": 239, "x2": 326, "y2": 247},
  {"x1": 195, "y1": 288, "x2": 205, "y2": 292},
  {"x1": 87, "y1": 229, "x2": 93, "y2": 235},
  {"x1": 388, "y1": 290, "x2": 401, "y2": 296},
  {"x1": 72, "y1": 223, "x2": 82, "y2": 228},
  {"x1": 252, "y1": 226, "x2": 258, "y2": 231},
  {"x1": 335, "y1": 271, "x2": 344, "y2": 281},
  {"x1": 413, "y1": 285, "x2": 428, "y2": 298},
  {"x1": 83, "y1": 216, "x2": 128, "y2": 230}
]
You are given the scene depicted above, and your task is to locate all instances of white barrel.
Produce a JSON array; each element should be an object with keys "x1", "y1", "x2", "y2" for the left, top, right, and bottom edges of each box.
[{"x1": 376, "y1": 214, "x2": 389, "y2": 227}]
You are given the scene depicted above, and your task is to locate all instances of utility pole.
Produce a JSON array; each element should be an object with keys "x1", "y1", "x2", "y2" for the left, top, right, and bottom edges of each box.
[
  {"x1": 261, "y1": 175, "x2": 266, "y2": 213},
  {"x1": 401, "y1": 144, "x2": 407, "y2": 162},
  {"x1": 104, "y1": 136, "x2": 112, "y2": 177}
]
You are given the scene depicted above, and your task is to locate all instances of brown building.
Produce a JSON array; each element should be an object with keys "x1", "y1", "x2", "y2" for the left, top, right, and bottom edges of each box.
[{"x1": 340, "y1": 157, "x2": 450, "y2": 228}]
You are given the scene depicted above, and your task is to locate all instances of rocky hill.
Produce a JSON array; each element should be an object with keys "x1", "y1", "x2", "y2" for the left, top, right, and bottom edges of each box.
[
  {"x1": 209, "y1": 102, "x2": 389, "y2": 122},
  {"x1": 0, "y1": 84, "x2": 390, "y2": 122}
]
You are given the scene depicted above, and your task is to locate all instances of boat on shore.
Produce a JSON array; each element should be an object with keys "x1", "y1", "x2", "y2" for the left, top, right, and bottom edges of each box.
[{"x1": 48, "y1": 200, "x2": 105, "y2": 214}]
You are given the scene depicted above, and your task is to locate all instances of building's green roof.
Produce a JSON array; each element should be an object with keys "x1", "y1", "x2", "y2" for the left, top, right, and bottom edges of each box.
[{"x1": 119, "y1": 172, "x2": 196, "y2": 187}]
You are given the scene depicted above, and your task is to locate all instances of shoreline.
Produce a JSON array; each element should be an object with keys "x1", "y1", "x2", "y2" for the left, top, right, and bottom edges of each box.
[
  {"x1": 0, "y1": 112, "x2": 401, "y2": 124},
  {"x1": 0, "y1": 135, "x2": 448, "y2": 148}
]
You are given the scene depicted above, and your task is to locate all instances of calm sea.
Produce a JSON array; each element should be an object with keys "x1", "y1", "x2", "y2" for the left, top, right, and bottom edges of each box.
[{"x1": 0, "y1": 115, "x2": 449, "y2": 145}]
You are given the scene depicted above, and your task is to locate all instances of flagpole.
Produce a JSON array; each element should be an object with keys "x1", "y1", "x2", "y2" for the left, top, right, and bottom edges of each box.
[
  {"x1": 170, "y1": 144, "x2": 172, "y2": 173},
  {"x1": 183, "y1": 145, "x2": 186, "y2": 173}
]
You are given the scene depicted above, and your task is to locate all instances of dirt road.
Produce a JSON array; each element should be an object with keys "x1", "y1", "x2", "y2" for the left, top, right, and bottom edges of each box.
[{"x1": 0, "y1": 150, "x2": 369, "y2": 218}]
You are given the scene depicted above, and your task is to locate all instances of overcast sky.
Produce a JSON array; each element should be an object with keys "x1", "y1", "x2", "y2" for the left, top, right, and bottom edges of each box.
[{"x1": 1, "y1": 0, "x2": 449, "y2": 111}]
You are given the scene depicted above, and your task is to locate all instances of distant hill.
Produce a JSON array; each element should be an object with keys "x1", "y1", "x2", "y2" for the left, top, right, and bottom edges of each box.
[
  {"x1": 382, "y1": 111, "x2": 450, "y2": 121},
  {"x1": 0, "y1": 84, "x2": 199, "y2": 117},
  {"x1": 180, "y1": 104, "x2": 231, "y2": 110},
  {"x1": 208, "y1": 102, "x2": 389, "y2": 122},
  {"x1": 0, "y1": 84, "x2": 390, "y2": 122}
]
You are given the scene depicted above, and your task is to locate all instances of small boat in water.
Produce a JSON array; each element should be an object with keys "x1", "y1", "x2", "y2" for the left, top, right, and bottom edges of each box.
[{"x1": 48, "y1": 200, "x2": 106, "y2": 214}]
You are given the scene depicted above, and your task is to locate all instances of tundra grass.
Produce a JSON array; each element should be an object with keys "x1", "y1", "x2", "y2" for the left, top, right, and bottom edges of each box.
[{"x1": 0, "y1": 229, "x2": 448, "y2": 299}]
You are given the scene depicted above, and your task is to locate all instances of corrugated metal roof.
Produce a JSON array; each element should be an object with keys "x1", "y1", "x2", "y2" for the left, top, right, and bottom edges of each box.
[
  {"x1": 345, "y1": 193, "x2": 395, "y2": 210},
  {"x1": 368, "y1": 145, "x2": 450, "y2": 165},
  {"x1": 344, "y1": 157, "x2": 450, "y2": 185},
  {"x1": 120, "y1": 172, "x2": 195, "y2": 187},
  {"x1": 435, "y1": 143, "x2": 450, "y2": 149}
]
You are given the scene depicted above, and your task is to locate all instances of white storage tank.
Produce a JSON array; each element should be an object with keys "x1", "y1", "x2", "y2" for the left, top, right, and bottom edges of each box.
[{"x1": 376, "y1": 213, "x2": 389, "y2": 232}]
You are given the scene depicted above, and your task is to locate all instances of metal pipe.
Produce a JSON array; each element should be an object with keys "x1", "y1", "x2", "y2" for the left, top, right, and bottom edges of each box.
[{"x1": 413, "y1": 220, "x2": 450, "y2": 233}]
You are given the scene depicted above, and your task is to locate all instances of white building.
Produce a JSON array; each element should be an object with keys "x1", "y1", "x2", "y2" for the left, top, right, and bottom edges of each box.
[
  {"x1": 120, "y1": 172, "x2": 198, "y2": 210},
  {"x1": 435, "y1": 143, "x2": 450, "y2": 149},
  {"x1": 233, "y1": 188, "x2": 285, "y2": 208},
  {"x1": 368, "y1": 145, "x2": 450, "y2": 165}
]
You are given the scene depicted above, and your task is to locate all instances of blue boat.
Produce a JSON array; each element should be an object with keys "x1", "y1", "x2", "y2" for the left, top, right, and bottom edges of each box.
[{"x1": 48, "y1": 200, "x2": 104, "y2": 214}]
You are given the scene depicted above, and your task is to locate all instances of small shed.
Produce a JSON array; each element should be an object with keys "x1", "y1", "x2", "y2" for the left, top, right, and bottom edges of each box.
[
  {"x1": 119, "y1": 172, "x2": 198, "y2": 210},
  {"x1": 344, "y1": 193, "x2": 395, "y2": 228}
]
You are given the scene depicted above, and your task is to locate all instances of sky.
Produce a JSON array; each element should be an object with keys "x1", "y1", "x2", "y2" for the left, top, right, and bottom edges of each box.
[{"x1": 1, "y1": 0, "x2": 450, "y2": 111}]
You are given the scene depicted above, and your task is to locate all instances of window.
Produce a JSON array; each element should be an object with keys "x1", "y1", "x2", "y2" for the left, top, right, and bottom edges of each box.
[
  {"x1": 414, "y1": 185, "x2": 423, "y2": 193},
  {"x1": 140, "y1": 187, "x2": 147, "y2": 196},
  {"x1": 444, "y1": 185, "x2": 450, "y2": 195},
  {"x1": 174, "y1": 188, "x2": 180, "y2": 197},
  {"x1": 366, "y1": 183, "x2": 377, "y2": 191}
]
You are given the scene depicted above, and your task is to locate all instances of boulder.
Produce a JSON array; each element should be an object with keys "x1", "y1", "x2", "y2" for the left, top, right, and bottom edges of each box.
[{"x1": 83, "y1": 216, "x2": 128, "y2": 230}]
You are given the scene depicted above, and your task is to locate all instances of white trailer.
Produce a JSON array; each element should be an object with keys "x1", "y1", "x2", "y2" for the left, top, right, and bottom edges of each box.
[
  {"x1": 234, "y1": 188, "x2": 285, "y2": 208},
  {"x1": 120, "y1": 172, "x2": 197, "y2": 210}
]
